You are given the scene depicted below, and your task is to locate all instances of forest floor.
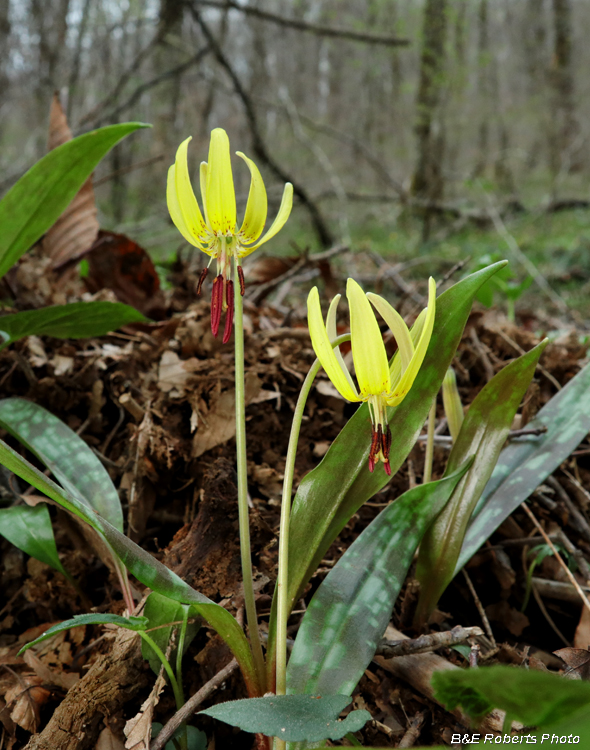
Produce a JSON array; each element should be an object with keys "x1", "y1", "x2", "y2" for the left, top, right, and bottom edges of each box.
[{"x1": 0, "y1": 240, "x2": 589, "y2": 749}]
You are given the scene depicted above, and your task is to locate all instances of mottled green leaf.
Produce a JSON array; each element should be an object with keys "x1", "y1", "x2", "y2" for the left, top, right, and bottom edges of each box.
[
  {"x1": 0, "y1": 122, "x2": 149, "y2": 279},
  {"x1": 18, "y1": 613, "x2": 149, "y2": 654},
  {"x1": 141, "y1": 591, "x2": 200, "y2": 675},
  {"x1": 456, "y1": 357, "x2": 590, "y2": 572},
  {"x1": 287, "y1": 465, "x2": 469, "y2": 697},
  {"x1": 0, "y1": 437, "x2": 260, "y2": 695},
  {"x1": 199, "y1": 695, "x2": 370, "y2": 742},
  {"x1": 0, "y1": 301, "x2": 146, "y2": 348},
  {"x1": 0, "y1": 398, "x2": 123, "y2": 532},
  {"x1": 432, "y1": 666, "x2": 590, "y2": 725},
  {"x1": 267, "y1": 262, "x2": 507, "y2": 678},
  {"x1": 0, "y1": 504, "x2": 68, "y2": 577},
  {"x1": 415, "y1": 341, "x2": 547, "y2": 622}
]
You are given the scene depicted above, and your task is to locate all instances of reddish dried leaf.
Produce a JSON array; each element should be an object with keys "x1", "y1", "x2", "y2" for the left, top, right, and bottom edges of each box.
[
  {"x1": 84, "y1": 231, "x2": 166, "y2": 318},
  {"x1": 42, "y1": 93, "x2": 100, "y2": 268}
]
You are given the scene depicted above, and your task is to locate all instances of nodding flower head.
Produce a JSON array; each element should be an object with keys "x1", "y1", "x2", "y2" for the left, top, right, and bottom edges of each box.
[
  {"x1": 307, "y1": 277, "x2": 436, "y2": 474},
  {"x1": 167, "y1": 128, "x2": 293, "y2": 343}
]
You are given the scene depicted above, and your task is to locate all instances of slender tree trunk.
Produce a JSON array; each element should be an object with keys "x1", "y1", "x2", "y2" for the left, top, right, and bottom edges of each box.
[
  {"x1": 549, "y1": 0, "x2": 578, "y2": 177},
  {"x1": 0, "y1": 0, "x2": 10, "y2": 107},
  {"x1": 411, "y1": 0, "x2": 448, "y2": 240},
  {"x1": 473, "y1": 0, "x2": 490, "y2": 178}
]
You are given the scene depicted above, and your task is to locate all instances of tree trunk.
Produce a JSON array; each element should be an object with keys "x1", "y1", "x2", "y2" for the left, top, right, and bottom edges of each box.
[
  {"x1": 549, "y1": 0, "x2": 578, "y2": 177},
  {"x1": 411, "y1": 0, "x2": 448, "y2": 240}
]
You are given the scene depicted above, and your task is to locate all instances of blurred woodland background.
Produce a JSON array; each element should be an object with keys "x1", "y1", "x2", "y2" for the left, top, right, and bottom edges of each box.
[{"x1": 1, "y1": 0, "x2": 590, "y2": 316}]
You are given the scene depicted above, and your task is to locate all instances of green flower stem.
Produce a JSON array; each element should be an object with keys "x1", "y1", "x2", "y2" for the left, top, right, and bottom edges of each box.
[
  {"x1": 139, "y1": 632, "x2": 184, "y2": 710},
  {"x1": 275, "y1": 335, "x2": 352, "y2": 700},
  {"x1": 233, "y1": 262, "x2": 266, "y2": 692},
  {"x1": 176, "y1": 605, "x2": 190, "y2": 692},
  {"x1": 423, "y1": 399, "x2": 436, "y2": 484}
]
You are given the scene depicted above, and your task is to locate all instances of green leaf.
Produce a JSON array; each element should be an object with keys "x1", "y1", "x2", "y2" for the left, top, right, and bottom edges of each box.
[
  {"x1": 415, "y1": 340, "x2": 547, "y2": 623},
  {"x1": 267, "y1": 262, "x2": 507, "y2": 673},
  {"x1": 198, "y1": 695, "x2": 371, "y2": 742},
  {"x1": 431, "y1": 666, "x2": 590, "y2": 726},
  {"x1": 0, "y1": 122, "x2": 149, "y2": 279},
  {"x1": 456, "y1": 356, "x2": 590, "y2": 572},
  {"x1": 0, "y1": 504, "x2": 68, "y2": 577},
  {"x1": 0, "y1": 301, "x2": 146, "y2": 348},
  {"x1": 0, "y1": 397, "x2": 124, "y2": 531},
  {"x1": 142, "y1": 591, "x2": 200, "y2": 675},
  {"x1": 18, "y1": 613, "x2": 149, "y2": 655},
  {"x1": 286, "y1": 464, "x2": 470, "y2": 697},
  {"x1": 151, "y1": 724, "x2": 207, "y2": 750},
  {"x1": 0, "y1": 437, "x2": 260, "y2": 695}
]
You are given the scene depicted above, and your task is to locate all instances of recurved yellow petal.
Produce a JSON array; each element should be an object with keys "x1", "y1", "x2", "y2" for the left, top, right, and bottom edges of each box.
[
  {"x1": 173, "y1": 137, "x2": 209, "y2": 242},
  {"x1": 236, "y1": 151, "x2": 267, "y2": 243},
  {"x1": 167, "y1": 164, "x2": 205, "y2": 250},
  {"x1": 326, "y1": 294, "x2": 357, "y2": 396},
  {"x1": 200, "y1": 161, "x2": 210, "y2": 230},
  {"x1": 308, "y1": 287, "x2": 359, "y2": 403},
  {"x1": 239, "y1": 182, "x2": 293, "y2": 256},
  {"x1": 205, "y1": 128, "x2": 237, "y2": 234},
  {"x1": 347, "y1": 278, "x2": 390, "y2": 398},
  {"x1": 366, "y1": 293, "x2": 414, "y2": 373},
  {"x1": 386, "y1": 277, "x2": 436, "y2": 406}
]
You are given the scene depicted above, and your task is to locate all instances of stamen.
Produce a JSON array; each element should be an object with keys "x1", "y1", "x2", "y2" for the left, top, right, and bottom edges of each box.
[
  {"x1": 211, "y1": 275, "x2": 224, "y2": 337},
  {"x1": 222, "y1": 280, "x2": 234, "y2": 344},
  {"x1": 237, "y1": 264, "x2": 245, "y2": 296},
  {"x1": 368, "y1": 425, "x2": 381, "y2": 474},
  {"x1": 382, "y1": 425, "x2": 392, "y2": 460},
  {"x1": 196, "y1": 267, "x2": 208, "y2": 296}
]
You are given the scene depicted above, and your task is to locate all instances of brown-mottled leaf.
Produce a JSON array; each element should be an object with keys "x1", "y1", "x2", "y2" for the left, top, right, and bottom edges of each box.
[{"x1": 42, "y1": 93, "x2": 99, "y2": 268}]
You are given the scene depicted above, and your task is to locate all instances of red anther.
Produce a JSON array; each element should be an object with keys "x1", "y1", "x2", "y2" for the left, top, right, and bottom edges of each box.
[
  {"x1": 237, "y1": 264, "x2": 245, "y2": 296},
  {"x1": 384, "y1": 460, "x2": 392, "y2": 476},
  {"x1": 382, "y1": 425, "x2": 392, "y2": 460},
  {"x1": 196, "y1": 267, "x2": 208, "y2": 295},
  {"x1": 222, "y1": 280, "x2": 234, "y2": 344},
  {"x1": 211, "y1": 275, "x2": 224, "y2": 337},
  {"x1": 368, "y1": 425, "x2": 380, "y2": 472},
  {"x1": 368, "y1": 456, "x2": 375, "y2": 473}
]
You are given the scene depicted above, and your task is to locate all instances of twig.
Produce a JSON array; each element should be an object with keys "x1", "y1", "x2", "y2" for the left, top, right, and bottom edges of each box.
[
  {"x1": 376, "y1": 625, "x2": 484, "y2": 658},
  {"x1": 195, "y1": 0, "x2": 410, "y2": 46},
  {"x1": 494, "y1": 328, "x2": 562, "y2": 391},
  {"x1": 93, "y1": 154, "x2": 166, "y2": 186},
  {"x1": 521, "y1": 502, "x2": 590, "y2": 615},
  {"x1": 398, "y1": 711, "x2": 426, "y2": 749},
  {"x1": 462, "y1": 569, "x2": 496, "y2": 647},
  {"x1": 546, "y1": 475, "x2": 590, "y2": 545},
  {"x1": 531, "y1": 577, "x2": 590, "y2": 604},
  {"x1": 149, "y1": 658, "x2": 238, "y2": 750},
  {"x1": 554, "y1": 529, "x2": 590, "y2": 584},
  {"x1": 531, "y1": 582, "x2": 570, "y2": 647}
]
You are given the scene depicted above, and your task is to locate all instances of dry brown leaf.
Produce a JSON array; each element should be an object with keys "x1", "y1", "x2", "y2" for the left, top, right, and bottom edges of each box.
[
  {"x1": 192, "y1": 373, "x2": 261, "y2": 457},
  {"x1": 23, "y1": 649, "x2": 78, "y2": 691},
  {"x1": 5, "y1": 673, "x2": 49, "y2": 732},
  {"x1": 42, "y1": 93, "x2": 99, "y2": 268},
  {"x1": 158, "y1": 350, "x2": 202, "y2": 397},
  {"x1": 96, "y1": 725, "x2": 126, "y2": 750},
  {"x1": 124, "y1": 671, "x2": 166, "y2": 750}
]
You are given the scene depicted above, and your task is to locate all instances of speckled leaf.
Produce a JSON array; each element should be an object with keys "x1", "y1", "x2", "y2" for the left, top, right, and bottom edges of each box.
[
  {"x1": 18, "y1": 613, "x2": 149, "y2": 655},
  {"x1": 0, "y1": 301, "x2": 146, "y2": 349},
  {"x1": 0, "y1": 504, "x2": 69, "y2": 577},
  {"x1": 0, "y1": 397, "x2": 123, "y2": 532},
  {"x1": 456, "y1": 357, "x2": 590, "y2": 572},
  {"x1": 432, "y1": 665, "x2": 590, "y2": 725},
  {"x1": 286, "y1": 465, "x2": 469, "y2": 697},
  {"x1": 267, "y1": 262, "x2": 507, "y2": 679},
  {"x1": 415, "y1": 340, "x2": 547, "y2": 622},
  {"x1": 0, "y1": 437, "x2": 260, "y2": 695},
  {"x1": 199, "y1": 694, "x2": 370, "y2": 742},
  {"x1": 0, "y1": 122, "x2": 149, "y2": 279}
]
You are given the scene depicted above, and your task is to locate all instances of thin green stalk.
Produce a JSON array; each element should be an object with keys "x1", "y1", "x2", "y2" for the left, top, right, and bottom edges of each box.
[
  {"x1": 175, "y1": 605, "x2": 190, "y2": 693},
  {"x1": 275, "y1": 335, "x2": 352, "y2": 698},
  {"x1": 233, "y1": 261, "x2": 266, "y2": 691},
  {"x1": 423, "y1": 399, "x2": 436, "y2": 484},
  {"x1": 139, "y1": 632, "x2": 184, "y2": 711}
]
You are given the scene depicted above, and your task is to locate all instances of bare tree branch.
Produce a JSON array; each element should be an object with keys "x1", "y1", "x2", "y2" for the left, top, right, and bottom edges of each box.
[
  {"x1": 189, "y1": 3, "x2": 335, "y2": 248},
  {"x1": 196, "y1": 0, "x2": 410, "y2": 46}
]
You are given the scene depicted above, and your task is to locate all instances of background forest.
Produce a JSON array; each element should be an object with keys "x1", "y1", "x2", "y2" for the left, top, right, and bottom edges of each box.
[{"x1": 1, "y1": 0, "x2": 589, "y2": 318}]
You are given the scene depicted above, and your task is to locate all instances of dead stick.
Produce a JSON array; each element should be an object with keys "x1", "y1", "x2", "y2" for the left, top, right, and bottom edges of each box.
[
  {"x1": 376, "y1": 625, "x2": 484, "y2": 658},
  {"x1": 462, "y1": 569, "x2": 496, "y2": 647},
  {"x1": 149, "y1": 659, "x2": 239, "y2": 750},
  {"x1": 521, "y1": 502, "x2": 590, "y2": 615}
]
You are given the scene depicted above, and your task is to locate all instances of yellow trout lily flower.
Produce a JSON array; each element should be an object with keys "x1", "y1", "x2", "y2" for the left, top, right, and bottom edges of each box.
[
  {"x1": 167, "y1": 128, "x2": 293, "y2": 342},
  {"x1": 307, "y1": 277, "x2": 436, "y2": 474}
]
